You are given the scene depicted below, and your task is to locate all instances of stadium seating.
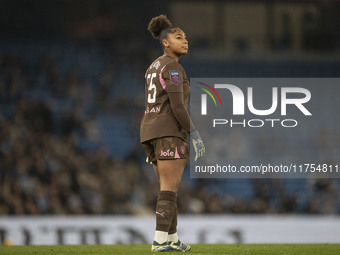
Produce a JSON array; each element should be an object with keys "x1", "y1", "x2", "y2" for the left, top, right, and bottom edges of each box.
[{"x1": 1, "y1": 38, "x2": 339, "y2": 215}]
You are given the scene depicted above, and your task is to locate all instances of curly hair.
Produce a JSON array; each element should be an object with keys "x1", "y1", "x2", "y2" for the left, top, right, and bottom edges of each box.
[{"x1": 147, "y1": 14, "x2": 175, "y2": 41}]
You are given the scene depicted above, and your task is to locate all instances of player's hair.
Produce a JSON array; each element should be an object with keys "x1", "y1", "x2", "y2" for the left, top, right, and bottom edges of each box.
[{"x1": 147, "y1": 14, "x2": 175, "y2": 41}]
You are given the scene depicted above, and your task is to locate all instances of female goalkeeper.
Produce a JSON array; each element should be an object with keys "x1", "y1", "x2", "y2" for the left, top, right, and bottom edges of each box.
[{"x1": 140, "y1": 14, "x2": 205, "y2": 252}]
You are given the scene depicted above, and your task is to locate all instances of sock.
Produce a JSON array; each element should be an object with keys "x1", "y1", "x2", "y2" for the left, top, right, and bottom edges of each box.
[
  {"x1": 154, "y1": 190, "x2": 177, "y2": 244},
  {"x1": 168, "y1": 232, "x2": 179, "y2": 243},
  {"x1": 168, "y1": 201, "x2": 177, "y2": 233},
  {"x1": 168, "y1": 196, "x2": 178, "y2": 242},
  {"x1": 154, "y1": 230, "x2": 168, "y2": 244}
]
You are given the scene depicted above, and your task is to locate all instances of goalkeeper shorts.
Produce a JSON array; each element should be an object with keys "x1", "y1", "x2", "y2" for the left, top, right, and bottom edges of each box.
[{"x1": 142, "y1": 136, "x2": 189, "y2": 163}]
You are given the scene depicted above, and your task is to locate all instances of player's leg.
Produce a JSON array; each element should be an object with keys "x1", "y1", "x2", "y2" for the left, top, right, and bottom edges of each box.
[
  {"x1": 157, "y1": 158, "x2": 185, "y2": 192},
  {"x1": 152, "y1": 159, "x2": 178, "y2": 243},
  {"x1": 152, "y1": 163, "x2": 160, "y2": 182},
  {"x1": 149, "y1": 137, "x2": 190, "y2": 252},
  {"x1": 152, "y1": 159, "x2": 184, "y2": 249},
  {"x1": 141, "y1": 141, "x2": 170, "y2": 252},
  {"x1": 156, "y1": 159, "x2": 191, "y2": 252},
  {"x1": 152, "y1": 160, "x2": 189, "y2": 250}
]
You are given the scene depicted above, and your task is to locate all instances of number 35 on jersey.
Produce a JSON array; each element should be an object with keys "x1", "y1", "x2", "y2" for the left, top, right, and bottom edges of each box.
[{"x1": 147, "y1": 73, "x2": 156, "y2": 103}]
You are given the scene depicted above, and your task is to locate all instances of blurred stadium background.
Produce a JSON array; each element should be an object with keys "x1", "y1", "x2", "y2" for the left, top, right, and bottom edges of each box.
[{"x1": 0, "y1": 0, "x2": 340, "y2": 245}]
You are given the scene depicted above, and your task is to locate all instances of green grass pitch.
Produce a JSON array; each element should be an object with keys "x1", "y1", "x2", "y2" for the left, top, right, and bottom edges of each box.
[{"x1": 1, "y1": 244, "x2": 339, "y2": 255}]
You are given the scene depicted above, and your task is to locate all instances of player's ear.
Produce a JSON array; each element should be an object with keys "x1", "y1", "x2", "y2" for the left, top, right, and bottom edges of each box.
[{"x1": 162, "y1": 38, "x2": 169, "y2": 48}]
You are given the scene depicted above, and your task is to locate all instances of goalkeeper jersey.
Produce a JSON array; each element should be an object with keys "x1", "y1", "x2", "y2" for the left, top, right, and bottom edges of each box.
[{"x1": 140, "y1": 55, "x2": 190, "y2": 143}]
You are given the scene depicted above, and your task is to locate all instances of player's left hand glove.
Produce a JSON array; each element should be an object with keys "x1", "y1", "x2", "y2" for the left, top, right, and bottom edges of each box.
[{"x1": 190, "y1": 129, "x2": 205, "y2": 161}]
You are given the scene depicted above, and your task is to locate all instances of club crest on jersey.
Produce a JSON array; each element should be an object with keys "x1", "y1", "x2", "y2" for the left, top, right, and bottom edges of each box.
[{"x1": 170, "y1": 71, "x2": 180, "y2": 85}]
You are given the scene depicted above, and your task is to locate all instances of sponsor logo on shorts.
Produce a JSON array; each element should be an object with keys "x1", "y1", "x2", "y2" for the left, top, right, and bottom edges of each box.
[
  {"x1": 160, "y1": 149, "x2": 174, "y2": 157},
  {"x1": 180, "y1": 146, "x2": 186, "y2": 154}
]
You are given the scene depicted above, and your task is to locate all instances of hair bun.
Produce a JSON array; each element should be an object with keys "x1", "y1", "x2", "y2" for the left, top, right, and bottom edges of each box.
[{"x1": 148, "y1": 14, "x2": 172, "y2": 39}]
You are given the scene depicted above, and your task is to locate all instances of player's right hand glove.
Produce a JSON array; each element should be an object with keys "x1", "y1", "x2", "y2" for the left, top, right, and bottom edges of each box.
[{"x1": 190, "y1": 129, "x2": 205, "y2": 161}]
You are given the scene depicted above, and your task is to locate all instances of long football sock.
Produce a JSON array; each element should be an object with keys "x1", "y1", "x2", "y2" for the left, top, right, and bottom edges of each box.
[
  {"x1": 154, "y1": 190, "x2": 177, "y2": 244},
  {"x1": 154, "y1": 231, "x2": 168, "y2": 244},
  {"x1": 168, "y1": 232, "x2": 179, "y2": 243},
  {"x1": 168, "y1": 196, "x2": 178, "y2": 243}
]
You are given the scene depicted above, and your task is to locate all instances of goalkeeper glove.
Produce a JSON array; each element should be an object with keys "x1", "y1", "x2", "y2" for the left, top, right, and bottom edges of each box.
[{"x1": 190, "y1": 129, "x2": 205, "y2": 161}]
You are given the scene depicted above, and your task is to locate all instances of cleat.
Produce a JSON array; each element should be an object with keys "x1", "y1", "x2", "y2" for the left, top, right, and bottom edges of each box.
[
  {"x1": 169, "y1": 240, "x2": 191, "y2": 252},
  {"x1": 151, "y1": 241, "x2": 171, "y2": 252}
]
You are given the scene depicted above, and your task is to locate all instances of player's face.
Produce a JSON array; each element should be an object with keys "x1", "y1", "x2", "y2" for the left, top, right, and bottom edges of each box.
[{"x1": 164, "y1": 28, "x2": 188, "y2": 56}]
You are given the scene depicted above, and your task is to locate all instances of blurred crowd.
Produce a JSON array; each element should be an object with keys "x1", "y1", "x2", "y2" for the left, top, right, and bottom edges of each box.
[
  {"x1": 1, "y1": 43, "x2": 340, "y2": 216},
  {"x1": 0, "y1": 51, "x2": 157, "y2": 215}
]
